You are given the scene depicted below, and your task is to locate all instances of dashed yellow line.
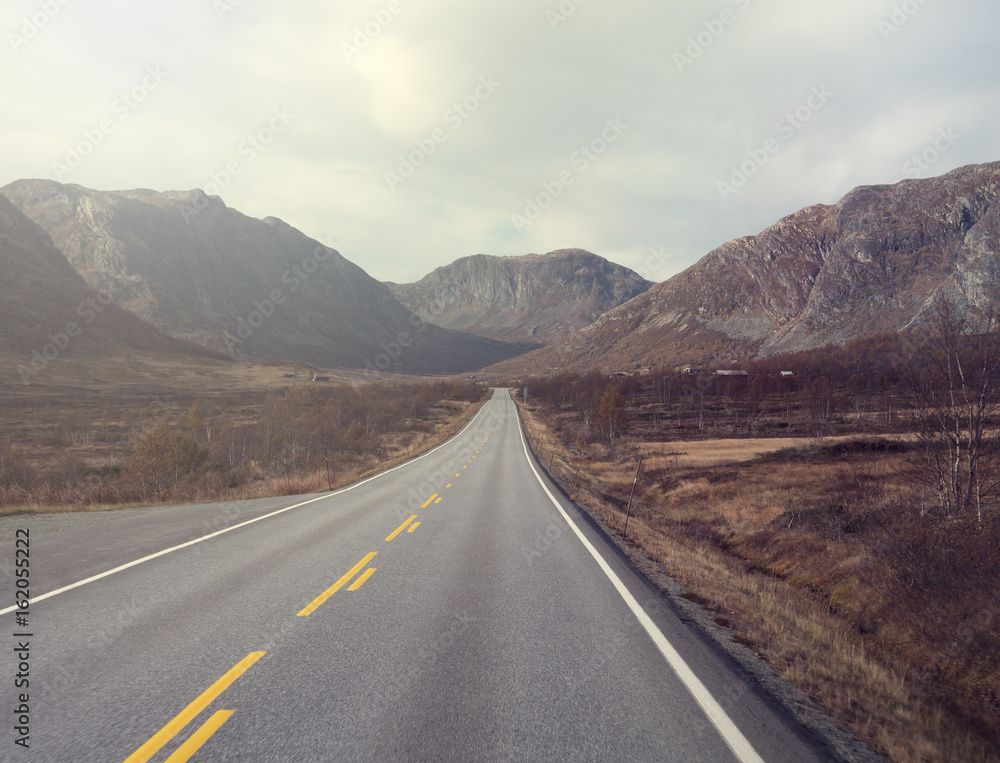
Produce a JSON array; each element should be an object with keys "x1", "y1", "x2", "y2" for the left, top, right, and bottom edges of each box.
[
  {"x1": 408, "y1": 521, "x2": 421, "y2": 532},
  {"x1": 298, "y1": 552, "x2": 378, "y2": 616},
  {"x1": 420, "y1": 493, "x2": 438, "y2": 509},
  {"x1": 164, "y1": 710, "x2": 234, "y2": 763},
  {"x1": 386, "y1": 515, "x2": 418, "y2": 542},
  {"x1": 348, "y1": 567, "x2": 377, "y2": 591},
  {"x1": 123, "y1": 652, "x2": 265, "y2": 763}
]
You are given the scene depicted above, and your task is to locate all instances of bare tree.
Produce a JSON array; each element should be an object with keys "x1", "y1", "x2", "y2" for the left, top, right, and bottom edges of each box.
[
  {"x1": 125, "y1": 423, "x2": 208, "y2": 498},
  {"x1": 904, "y1": 297, "x2": 1000, "y2": 522},
  {"x1": 594, "y1": 389, "x2": 628, "y2": 442}
]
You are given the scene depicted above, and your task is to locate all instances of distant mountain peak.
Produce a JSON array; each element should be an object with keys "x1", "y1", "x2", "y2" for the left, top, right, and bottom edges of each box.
[
  {"x1": 388, "y1": 248, "x2": 652, "y2": 343},
  {"x1": 486, "y1": 161, "x2": 1000, "y2": 375},
  {"x1": 0, "y1": 193, "x2": 226, "y2": 372},
  {"x1": 1, "y1": 180, "x2": 536, "y2": 374}
]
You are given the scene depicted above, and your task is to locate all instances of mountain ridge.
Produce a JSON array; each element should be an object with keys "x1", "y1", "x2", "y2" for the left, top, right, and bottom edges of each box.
[
  {"x1": 0, "y1": 193, "x2": 229, "y2": 387},
  {"x1": 485, "y1": 161, "x2": 1000, "y2": 375},
  {"x1": 386, "y1": 248, "x2": 651, "y2": 343},
  {"x1": 2, "y1": 179, "x2": 537, "y2": 375}
]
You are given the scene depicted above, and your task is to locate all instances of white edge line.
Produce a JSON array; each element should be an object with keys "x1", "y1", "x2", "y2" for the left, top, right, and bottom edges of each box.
[
  {"x1": 512, "y1": 394, "x2": 765, "y2": 763},
  {"x1": 0, "y1": 396, "x2": 496, "y2": 616}
]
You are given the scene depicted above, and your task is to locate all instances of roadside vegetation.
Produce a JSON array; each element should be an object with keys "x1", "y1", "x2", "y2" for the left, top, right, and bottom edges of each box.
[
  {"x1": 0, "y1": 380, "x2": 485, "y2": 513},
  {"x1": 513, "y1": 300, "x2": 1000, "y2": 763}
]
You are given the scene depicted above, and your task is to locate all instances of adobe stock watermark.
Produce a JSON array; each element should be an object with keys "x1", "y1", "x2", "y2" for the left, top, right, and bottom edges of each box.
[
  {"x1": 635, "y1": 246, "x2": 680, "y2": 282},
  {"x1": 213, "y1": 0, "x2": 246, "y2": 21},
  {"x1": 546, "y1": 0, "x2": 588, "y2": 30},
  {"x1": 878, "y1": 0, "x2": 931, "y2": 40},
  {"x1": 400, "y1": 441, "x2": 478, "y2": 510},
  {"x1": 566, "y1": 598, "x2": 666, "y2": 696},
  {"x1": 521, "y1": 523, "x2": 563, "y2": 564},
  {"x1": 360, "y1": 291, "x2": 463, "y2": 379},
  {"x1": 180, "y1": 107, "x2": 295, "y2": 222},
  {"x1": 222, "y1": 242, "x2": 336, "y2": 355},
  {"x1": 385, "y1": 75, "x2": 502, "y2": 192},
  {"x1": 674, "y1": 0, "x2": 752, "y2": 73},
  {"x1": 717, "y1": 85, "x2": 833, "y2": 201},
  {"x1": 361, "y1": 611, "x2": 480, "y2": 724},
  {"x1": 342, "y1": 0, "x2": 405, "y2": 64},
  {"x1": 52, "y1": 66, "x2": 169, "y2": 182},
  {"x1": 8, "y1": 0, "x2": 71, "y2": 53},
  {"x1": 17, "y1": 291, "x2": 115, "y2": 385},
  {"x1": 511, "y1": 116, "x2": 628, "y2": 231},
  {"x1": 902, "y1": 127, "x2": 959, "y2": 177},
  {"x1": 360, "y1": 315, "x2": 430, "y2": 377}
]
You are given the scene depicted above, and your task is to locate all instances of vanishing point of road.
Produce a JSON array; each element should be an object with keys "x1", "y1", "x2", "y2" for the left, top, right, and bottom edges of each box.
[{"x1": 2, "y1": 389, "x2": 830, "y2": 762}]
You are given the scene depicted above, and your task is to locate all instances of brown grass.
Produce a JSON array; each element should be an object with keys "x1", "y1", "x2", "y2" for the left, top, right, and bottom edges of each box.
[
  {"x1": 0, "y1": 394, "x2": 486, "y2": 517},
  {"x1": 635, "y1": 435, "x2": 878, "y2": 468},
  {"x1": 518, "y1": 400, "x2": 1000, "y2": 763}
]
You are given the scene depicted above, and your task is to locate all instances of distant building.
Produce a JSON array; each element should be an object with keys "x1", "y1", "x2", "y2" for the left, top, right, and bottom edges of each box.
[
  {"x1": 312, "y1": 374, "x2": 331, "y2": 382},
  {"x1": 714, "y1": 370, "x2": 748, "y2": 377},
  {"x1": 283, "y1": 373, "x2": 297, "y2": 378},
  {"x1": 780, "y1": 371, "x2": 795, "y2": 377}
]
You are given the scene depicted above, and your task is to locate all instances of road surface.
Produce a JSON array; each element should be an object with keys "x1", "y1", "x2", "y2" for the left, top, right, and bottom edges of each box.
[{"x1": 1, "y1": 389, "x2": 832, "y2": 761}]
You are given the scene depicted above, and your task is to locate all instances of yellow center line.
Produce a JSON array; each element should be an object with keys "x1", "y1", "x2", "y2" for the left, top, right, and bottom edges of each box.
[
  {"x1": 164, "y1": 710, "x2": 234, "y2": 763},
  {"x1": 348, "y1": 567, "x2": 377, "y2": 591},
  {"x1": 408, "y1": 521, "x2": 421, "y2": 532},
  {"x1": 297, "y1": 552, "x2": 378, "y2": 616},
  {"x1": 386, "y1": 515, "x2": 418, "y2": 542},
  {"x1": 434, "y1": 498, "x2": 442, "y2": 504},
  {"x1": 455, "y1": 473, "x2": 461, "y2": 477},
  {"x1": 446, "y1": 484, "x2": 452, "y2": 488},
  {"x1": 123, "y1": 652, "x2": 265, "y2": 763},
  {"x1": 420, "y1": 493, "x2": 438, "y2": 509}
]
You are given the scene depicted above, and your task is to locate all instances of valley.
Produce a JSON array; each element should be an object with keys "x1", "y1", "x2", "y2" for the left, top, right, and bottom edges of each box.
[
  {"x1": 511, "y1": 361, "x2": 1000, "y2": 763},
  {"x1": 2, "y1": 161, "x2": 1000, "y2": 762},
  {"x1": 8, "y1": 5, "x2": 998, "y2": 761},
  {"x1": 0, "y1": 374, "x2": 486, "y2": 515}
]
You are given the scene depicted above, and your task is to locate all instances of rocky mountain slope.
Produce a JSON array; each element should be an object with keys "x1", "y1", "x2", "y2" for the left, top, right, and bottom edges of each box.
[
  {"x1": 2, "y1": 180, "x2": 536, "y2": 374},
  {"x1": 486, "y1": 161, "x2": 1000, "y2": 376},
  {"x1": 0, "y1": 194, "x2": 227, "y2": 386},
  {"x1": 386, "y1": 249, "x2": 652, "y2": 343}
]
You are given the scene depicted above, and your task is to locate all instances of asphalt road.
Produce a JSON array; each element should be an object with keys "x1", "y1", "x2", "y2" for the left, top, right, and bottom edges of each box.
[{"x1": 1, "y1": 389, "x2": 833, "y2": 762}]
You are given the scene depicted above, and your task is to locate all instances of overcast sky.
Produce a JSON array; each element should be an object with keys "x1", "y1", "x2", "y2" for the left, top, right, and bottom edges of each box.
[{"x1": 5, "y1": 0, "x2": 1000, "y2": 284}]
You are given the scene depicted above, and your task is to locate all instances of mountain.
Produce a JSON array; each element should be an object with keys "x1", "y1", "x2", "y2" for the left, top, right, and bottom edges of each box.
[
  {"x1": 1, "y1": 180, "x2": 536, "y2": 375},
  {"x1": 0, "y1": 194, "x2": 228, "y2": 387},
  {"x1": 386, "y1": 249, "x2": 652, "y2": 343},
  {"x1": 485, "y1": 161, "x2": 1000, "y2": 375}
]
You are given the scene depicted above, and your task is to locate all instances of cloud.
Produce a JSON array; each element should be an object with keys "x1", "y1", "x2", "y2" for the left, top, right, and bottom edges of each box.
[{"x1": 3, "y1": 0, "x2": 999, "y2": 285}]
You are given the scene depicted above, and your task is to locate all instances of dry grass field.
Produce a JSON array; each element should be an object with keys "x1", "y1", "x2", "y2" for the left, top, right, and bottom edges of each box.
[
  {"x1": 0, "y1": 360, "x2": 486, "y2": 515},
  {"x1": 517, "y1": 398, "x2": 1000, "y2": 763},
  {"x1": 633, "y1": 434, "x2": 881, "y2": 468}
]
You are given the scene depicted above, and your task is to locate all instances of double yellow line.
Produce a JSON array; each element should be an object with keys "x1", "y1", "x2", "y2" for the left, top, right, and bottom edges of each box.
[
  {"x1": 386, "y1": 515, "x2": 419, "y2": 541},
  {"x1": 124, "y1": 546, "x2": 388, "y2": 759},
  {"x1": 297, "y1": 506, "x2": 432, "y2": 620},
  {"x1": 297, "y1": 551, "x2": 379, "y2": 617},
  {"x1": 124, "y1": 651, "x2": 264, "y2": 763},
  {"x1": 124, "y1": 412, "x2": 488, "y2": 760}
]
